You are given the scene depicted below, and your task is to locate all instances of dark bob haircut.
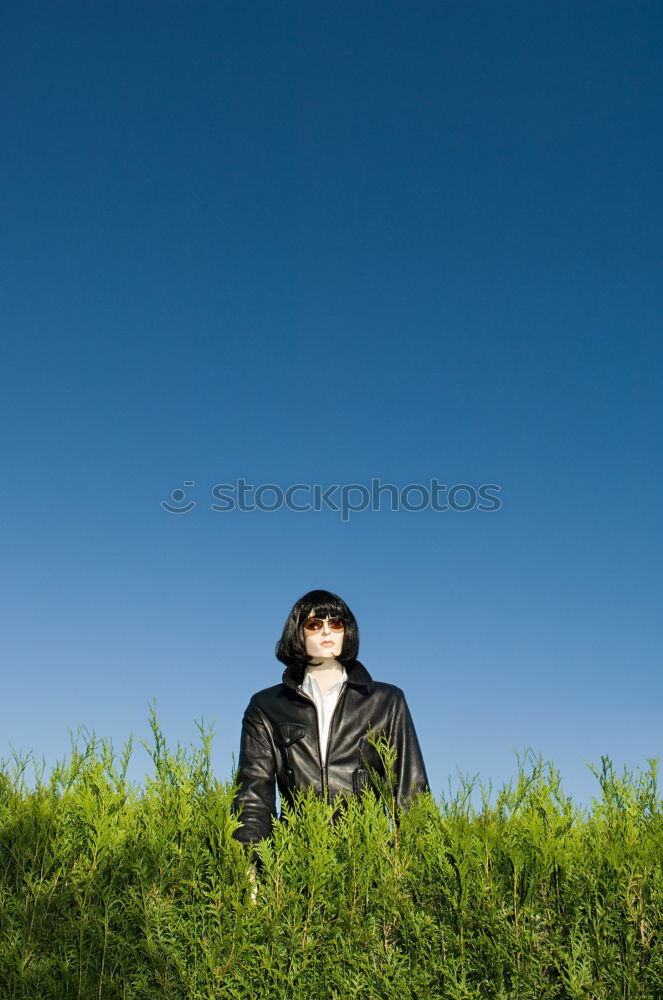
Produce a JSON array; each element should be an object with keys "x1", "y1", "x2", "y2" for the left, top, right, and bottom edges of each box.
[{"x1": 275, "y1": 589, "x2": 360, "y2": 681}]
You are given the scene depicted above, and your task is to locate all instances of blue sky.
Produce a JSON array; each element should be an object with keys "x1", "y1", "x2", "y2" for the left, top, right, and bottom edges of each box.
[{"x1": 2, "y1": 1, "x2": 661, "y2": 808}]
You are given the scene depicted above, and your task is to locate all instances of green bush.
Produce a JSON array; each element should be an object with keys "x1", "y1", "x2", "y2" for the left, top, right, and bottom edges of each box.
[{"x1": 0, "y1": 713, "x2": 660, "y2": 999}]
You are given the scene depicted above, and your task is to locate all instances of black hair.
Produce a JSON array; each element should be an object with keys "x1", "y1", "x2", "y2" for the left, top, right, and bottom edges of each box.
[{"x1": 275, "y1": 589, "x2": 360, "y2": 681}]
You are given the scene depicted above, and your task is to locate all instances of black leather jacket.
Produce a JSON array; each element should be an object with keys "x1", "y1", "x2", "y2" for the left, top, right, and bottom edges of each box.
[{"x1": 232, "y1": 659, "x2": 428, "y2": 848}]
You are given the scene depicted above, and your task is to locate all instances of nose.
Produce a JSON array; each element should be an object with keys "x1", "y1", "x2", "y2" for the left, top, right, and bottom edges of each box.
[{"x1": 321, "y1": 620, "x2": 331, "y2": 634}]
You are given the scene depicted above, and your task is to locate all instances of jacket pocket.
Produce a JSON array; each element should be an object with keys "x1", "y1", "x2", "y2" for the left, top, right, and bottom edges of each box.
[{"x1": 274, "y1": 724, "x2": 308, "y2": 748}]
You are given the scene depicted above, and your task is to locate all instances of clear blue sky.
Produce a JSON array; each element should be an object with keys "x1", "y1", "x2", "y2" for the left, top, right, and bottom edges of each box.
[{"x1": 2, "y1": 1, "x2": 661, "y2": 808}]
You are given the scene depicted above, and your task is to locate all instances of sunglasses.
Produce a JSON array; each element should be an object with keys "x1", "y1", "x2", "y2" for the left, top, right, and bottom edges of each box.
[{"x1": 303, "y1": 617, "x2": 345, "y2": 632}]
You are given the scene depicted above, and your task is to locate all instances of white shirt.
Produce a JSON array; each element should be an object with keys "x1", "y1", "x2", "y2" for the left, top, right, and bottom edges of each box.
[{"x1": 298, "y1": 666, "x2": 348, "y2": 763}]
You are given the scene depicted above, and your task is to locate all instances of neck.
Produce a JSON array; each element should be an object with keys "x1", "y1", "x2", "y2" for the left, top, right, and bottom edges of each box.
[
  {"x1": 306, "y1": 657, "x2": 344, "y2": 694},
  {"x1": 308, "y1": 655, "x2": 343, "y2": 670}
]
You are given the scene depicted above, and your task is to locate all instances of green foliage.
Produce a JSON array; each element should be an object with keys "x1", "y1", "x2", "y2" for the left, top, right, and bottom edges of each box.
[{"x1": 0, "y1": 724, "x2": 661, "y2": 999}]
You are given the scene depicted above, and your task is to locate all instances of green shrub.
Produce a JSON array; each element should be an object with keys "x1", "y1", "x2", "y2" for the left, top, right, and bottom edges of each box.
[{"x1": 0, "y1": 715, "x2": 660, "y2": 999}]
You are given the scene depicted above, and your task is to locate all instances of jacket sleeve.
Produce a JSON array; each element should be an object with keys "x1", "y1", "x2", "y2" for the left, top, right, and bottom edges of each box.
[
  {"x1": 232, "y1": 700, "x2": 277, "y2": 850},
  {"x1": 390, "y1": 689, "x2": 429, "y2": 809}
]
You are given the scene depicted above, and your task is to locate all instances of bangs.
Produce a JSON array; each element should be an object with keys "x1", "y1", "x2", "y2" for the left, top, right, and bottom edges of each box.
[{"x1": 299, "y1": 595, "x2": 346, "y2": 623}]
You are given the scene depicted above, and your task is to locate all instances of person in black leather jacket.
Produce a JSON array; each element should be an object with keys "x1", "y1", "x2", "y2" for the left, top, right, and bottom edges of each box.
[{"x1": 232, "y1": 589, "x2": 428, "y2": 853}]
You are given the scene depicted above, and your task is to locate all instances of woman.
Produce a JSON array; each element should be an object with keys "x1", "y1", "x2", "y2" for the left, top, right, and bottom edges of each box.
[{"x1": 232, "y1": 589, "x2": 428, "y2": 852}]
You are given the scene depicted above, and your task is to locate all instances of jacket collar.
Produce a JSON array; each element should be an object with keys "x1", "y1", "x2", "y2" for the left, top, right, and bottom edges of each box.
[{"x1": 282, "y1": 658, "x2": 373, "y2": 693}]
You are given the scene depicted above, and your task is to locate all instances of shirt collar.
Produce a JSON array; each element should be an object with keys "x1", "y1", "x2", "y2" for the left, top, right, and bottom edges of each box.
[{"x1": 299, "y1": 665, "x2": 348, "y2": 698}]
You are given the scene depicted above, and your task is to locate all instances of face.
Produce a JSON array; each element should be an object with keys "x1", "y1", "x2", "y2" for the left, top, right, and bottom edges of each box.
[{"x1": 302, "y1": 615, "x2": 345, "y2": 662}]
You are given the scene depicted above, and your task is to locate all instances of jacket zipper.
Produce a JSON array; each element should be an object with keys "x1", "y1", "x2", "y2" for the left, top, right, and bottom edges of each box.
[
  {"x1": 296, "y1": 689, "x2": 325, "y2": 787},
  {"x1": 298, "y1": 681, "x2": 348, "y2": 803},
  {"x1": 324, "y1": 683, "x2": 347, "y2": 804}
]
